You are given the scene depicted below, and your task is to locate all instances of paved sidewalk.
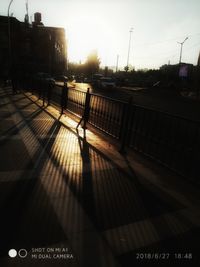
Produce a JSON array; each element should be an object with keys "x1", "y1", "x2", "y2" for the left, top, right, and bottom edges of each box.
[{"x1": 0, "y1": 87, "x2": 200, "y2": 267}]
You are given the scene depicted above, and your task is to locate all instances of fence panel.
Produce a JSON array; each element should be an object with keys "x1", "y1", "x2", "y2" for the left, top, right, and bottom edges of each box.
[
  {"x1": 67, "y1": 88, "x2": 86, "y2": 117},
  {"x1": 89, "y1": 94, "x2": 125, "y2": 138},
  {"x1": 51, "y1": 85, "x2": 63, "y2": 106},
  {"x1": 128, "y1": 105, "x2": 200, "y2": 180},
  {"x1": 25, "y1": 81, "x2": 200, "y2": 181}
]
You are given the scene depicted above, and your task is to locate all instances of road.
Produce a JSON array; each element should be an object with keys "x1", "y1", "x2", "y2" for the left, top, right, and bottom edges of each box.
[{"x1": 71, "y1": 82, "x2": 200, "y2": 121}]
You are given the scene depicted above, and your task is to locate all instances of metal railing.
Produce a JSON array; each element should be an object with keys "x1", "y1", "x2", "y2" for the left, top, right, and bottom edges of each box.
[
  {"x1": 89, "y1": 94, "x2": 125, "y2": 138},
  {"x1": 68, "y1": 88, "x2": 86, "y2": 117},
  {"x1": 23, "y1": 79, "x2": 200, "y2": 181},
  {"x1": 126, "y1": 105, "x2": 200, "y2": 180},
  {"x1": 51, "y1": 84, "x2": 125, "y2": 138}
]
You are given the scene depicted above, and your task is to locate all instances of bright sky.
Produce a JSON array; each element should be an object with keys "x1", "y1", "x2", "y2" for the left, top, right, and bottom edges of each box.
[{"x1": 0, "y1": 0, "x2": 200, "y2": 69}]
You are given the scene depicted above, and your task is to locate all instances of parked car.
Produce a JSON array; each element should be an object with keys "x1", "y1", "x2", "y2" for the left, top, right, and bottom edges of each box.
[
  {"x1": 35, "y1": 72, "x2": 55, "y2": 86},
  {"x1": 98, "y1": 77, "x2": 116, "y2": 89},
  {"x1": 74, "y1": 75, "x2": 85, "y2": 83},
  {"x1": 92, "y1": 74, "x2": 103, "y2": 81},
  {"x1": 54, "y1": 75, "x2": 68, "y2": 82},
  {"x1": 83, "y1": 77, "x2": 92, "y2": 83}
]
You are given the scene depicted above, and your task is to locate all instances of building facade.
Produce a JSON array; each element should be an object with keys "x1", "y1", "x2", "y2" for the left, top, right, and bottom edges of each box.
[
  {"x1": 0, "y1": 13, "x2": 67, "y2": 79},
  {"x1": 197, "y1": 51, "x2": 200, "y2": 66}
]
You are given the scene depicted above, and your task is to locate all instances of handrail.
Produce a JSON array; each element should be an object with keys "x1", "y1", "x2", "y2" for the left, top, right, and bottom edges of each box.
[{"x1": 21, "y1": 77, "x2": 200, "y2": 181}]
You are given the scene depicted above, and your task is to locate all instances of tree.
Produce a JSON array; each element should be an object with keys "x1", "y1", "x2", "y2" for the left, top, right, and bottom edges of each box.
[{"x1": 85, "y1": 50, "x2": 101, "y2": 77}]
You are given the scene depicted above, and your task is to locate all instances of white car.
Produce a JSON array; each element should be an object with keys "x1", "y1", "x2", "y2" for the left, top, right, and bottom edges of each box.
[{"x1": 98, "y1": 77, "x2": 116, "y2": 88}]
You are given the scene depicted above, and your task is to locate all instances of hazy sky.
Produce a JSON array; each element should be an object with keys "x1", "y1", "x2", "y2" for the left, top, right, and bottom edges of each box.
[{"x1": 0, "y1": 0, "x2": 200, "y2": 69}]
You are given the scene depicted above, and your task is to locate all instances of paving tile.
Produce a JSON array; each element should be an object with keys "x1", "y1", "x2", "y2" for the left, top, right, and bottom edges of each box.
[
  {"x1": 0, "y1": 110, "x2": 11, "y2": 118},
  {"x1": 0, "y1": 178, "x2": 67, "y2": 255},
  {"x1": 0, "y1": 138, "x2": 33, "y2": 171},
  {"x1": 0, "y1": 120, "x2": 19, "y2": 135}
]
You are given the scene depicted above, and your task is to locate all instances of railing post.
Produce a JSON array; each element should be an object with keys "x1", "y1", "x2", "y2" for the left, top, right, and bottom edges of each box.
[
  {"x1": 47, "y1": 80, "x2": 54, "y2": 106},
  {"x1": 61, "y1": 82, "x2": 68, "y2": 114},
  {"x1": 119, "y1": 97, "x2": 133, "y2": 154},
  {"x1": 42, "y1": 80, "x2": 46, "y2": 106},
  {"x1": 77, "y1": 88, "x2": 91, "y2": 129},
  {"x1": 83, "y1": 88, "x2": 91, "y2": 129},
  {"x1": 38, "y1": 80, "x2": 42, "y2": 99}
]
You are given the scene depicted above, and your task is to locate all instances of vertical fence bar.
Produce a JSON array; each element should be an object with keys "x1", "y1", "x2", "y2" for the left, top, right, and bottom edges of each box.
[
  {"x1": 38, "y1": 80, "x2": 42, "y2": 100},
  {"x1": 119, "y1": 97, "x2": 133, "y2": 153},
  {"x1": 42, "y1": 81, "x2": 46, "y2": 106},
  {"x1": 61, "y1": 82, "x2": 68, "y2": 114},
  {"x1": 83, "y1": 88, "x2": 91, "y2": 129},
  {"x1": 77, "y1": 88, "x2": 91, "y2": 129}
]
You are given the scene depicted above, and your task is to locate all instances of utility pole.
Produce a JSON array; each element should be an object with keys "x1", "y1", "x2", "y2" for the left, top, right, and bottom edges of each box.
[
  {"x1": 116, "y1": 54, "x2": 119, "y2": 72},
  {"x1": 178, "y1": 37, "x2": 188, "y2": 64},
  {"x1": 125, "y1": 27, "x2": 133, "y2": 72},
  {"x1": 25, "y1": 0, "x2": 29, "y2": 23},
  {"x1": 7, "y1": 0, "x2": 14, "y2": 77}
]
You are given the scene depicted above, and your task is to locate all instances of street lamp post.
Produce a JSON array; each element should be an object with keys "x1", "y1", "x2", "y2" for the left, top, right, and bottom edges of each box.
[
  {"x1": 178, "y1": 37, "x2": 188, "y2": 64},
  {"x1": 125, "y1": 27, "x2": 133, "y2": 72},
  {"x1": 116, "y1": 54, "x2": 119, "y2": 72},
  {"x1": 7, "y1": 0, "x2": 14, "y2": 77}
]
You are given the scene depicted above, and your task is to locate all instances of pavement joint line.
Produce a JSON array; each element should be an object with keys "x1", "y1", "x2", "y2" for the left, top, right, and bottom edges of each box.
[{"x1": 0, "y1": 170, "x2": 35, "y2": 182}]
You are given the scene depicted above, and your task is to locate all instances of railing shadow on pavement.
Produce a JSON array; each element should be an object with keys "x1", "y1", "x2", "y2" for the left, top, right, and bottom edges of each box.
[
  {"x1": 2, "y1": 87, "x2": 199, "y2": 265},
  {"x1": 0, "y1": 90, "x2": 65, "y2": 253},
  {"x1": 0, "y1": 101, "x2": 43, "y2": 147},
  {"x1": 0, "y1": 89, "x2": 123, "y2": 265}
]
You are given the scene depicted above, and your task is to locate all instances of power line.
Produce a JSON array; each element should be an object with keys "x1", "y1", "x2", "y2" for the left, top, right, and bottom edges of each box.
[
  {"x1": 134, "y1": 32, "x2": 200, "y2": 48},
  {"x1": 184, "y1": 41, "x2": 200, "y2": 51}
]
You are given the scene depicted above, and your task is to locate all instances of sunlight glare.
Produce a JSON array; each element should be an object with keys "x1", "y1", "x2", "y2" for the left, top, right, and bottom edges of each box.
[{"x1": 64, "y1": 6, "x2": 119, "y2": 66}]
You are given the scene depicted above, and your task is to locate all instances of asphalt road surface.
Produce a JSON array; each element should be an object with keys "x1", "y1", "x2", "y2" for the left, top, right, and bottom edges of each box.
[{"x1": 73, "y1": 82, "x2": 200, "y2": 121}]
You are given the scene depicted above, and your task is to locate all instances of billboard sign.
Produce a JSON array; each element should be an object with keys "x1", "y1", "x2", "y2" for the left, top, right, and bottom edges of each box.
[{"x1": 179, "y1": 64, "x2": 188, "y2": 78}]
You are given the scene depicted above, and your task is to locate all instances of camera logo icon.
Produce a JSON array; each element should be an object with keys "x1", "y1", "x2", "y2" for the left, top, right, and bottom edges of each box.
[{"x1": 8, "y1": 249, "x2": 28, "y2": 258}]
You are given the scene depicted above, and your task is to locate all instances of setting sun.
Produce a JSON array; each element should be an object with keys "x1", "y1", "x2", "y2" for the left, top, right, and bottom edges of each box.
[{"x1": 65, "y1": 5, "x2": 119, "y2": 66}]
